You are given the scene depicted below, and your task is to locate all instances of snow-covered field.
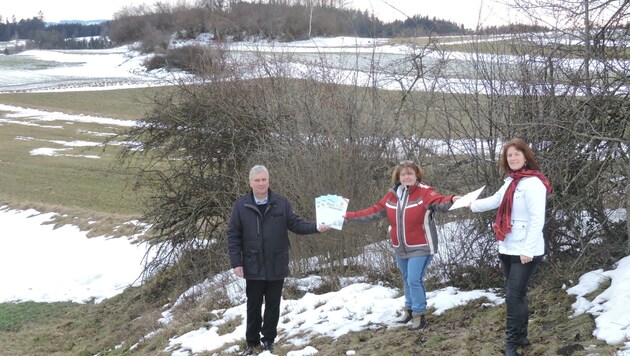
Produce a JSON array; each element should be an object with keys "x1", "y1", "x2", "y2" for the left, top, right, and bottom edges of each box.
[
  {"x1": 0, "y1": 206, "x2": 150, "y2": 303},
  {"x1": 0, "y1": 45, "x2": 172, "y2": 92}
]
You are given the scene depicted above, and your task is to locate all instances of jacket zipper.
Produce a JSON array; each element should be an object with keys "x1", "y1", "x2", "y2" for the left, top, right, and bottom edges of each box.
[
  {"x1": 398, "y1": 187, "x2": 408, "y2": 255},
  {"x1": 246, "y1": 203, "x2": 265, "y2": 278},
  {"x1": 261, "y1": 202, "x2": 271, "y2": 280}
]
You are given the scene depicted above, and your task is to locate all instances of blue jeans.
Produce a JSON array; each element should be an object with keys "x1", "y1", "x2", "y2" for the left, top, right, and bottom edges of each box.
[{"x1": 396, "y1": 254, "x2": 433, "y2": 313}]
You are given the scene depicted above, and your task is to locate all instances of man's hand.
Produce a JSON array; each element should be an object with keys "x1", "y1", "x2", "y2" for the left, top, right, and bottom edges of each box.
[
  {"x1": 233, "y1": 266, "x2": 244, "y2": 278},
  {"x1": 317, "y1": 224, "x2": 331, "y2": 232}
]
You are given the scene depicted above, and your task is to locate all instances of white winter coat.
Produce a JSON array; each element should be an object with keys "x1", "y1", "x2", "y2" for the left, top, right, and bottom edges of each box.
[{"x1": 471, "y1": 176, "x2": 547, "y2": 258}]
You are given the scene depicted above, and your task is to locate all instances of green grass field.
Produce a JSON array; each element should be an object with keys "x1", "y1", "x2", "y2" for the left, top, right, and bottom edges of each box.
[
  {"x1": 0, "y1": 88, "x2": 173, "y2": 230},
  {"x1": 0, "y1": 87, "x2": 170, "y2": 120}
]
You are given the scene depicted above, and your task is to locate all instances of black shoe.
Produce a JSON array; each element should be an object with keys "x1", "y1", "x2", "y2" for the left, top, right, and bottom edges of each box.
[
  {"x1": 241, "y1": 345, "x2": 258, "y2": 356},
  {"x1": 517, "y1": 337, "x2": 530, "y2": 347},
  {"x1": 504, "y1": 343, "x2": 518, "y2": 356},
  {"x1": 262, "y1": 341, "x2": 274, "y2": 353}
]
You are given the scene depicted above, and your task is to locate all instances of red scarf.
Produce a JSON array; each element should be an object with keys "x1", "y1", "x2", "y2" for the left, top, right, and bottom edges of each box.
[{"x1": 493, "y1": 170, "x2": 552, "y2": 241}]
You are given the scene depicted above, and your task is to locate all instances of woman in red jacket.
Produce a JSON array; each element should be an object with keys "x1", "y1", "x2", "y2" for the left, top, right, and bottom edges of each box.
[{"x1": 345, "y1": 160, "x2": 459, "y2": 330}]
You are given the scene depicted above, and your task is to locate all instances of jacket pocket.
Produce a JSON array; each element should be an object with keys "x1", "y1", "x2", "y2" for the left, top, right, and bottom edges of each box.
[
  {"x1": 244, "y1": 249, "x2": 261, "y2": 275},
  {"x1": 272, "y1": 250, "x2": 289, "y2": 277},
  {"x1": 389, "y1": 226, "x2": 400, "y2": 247},
  {"x1": 509, "y1": 222, "x2": 527, "y2": 242}
]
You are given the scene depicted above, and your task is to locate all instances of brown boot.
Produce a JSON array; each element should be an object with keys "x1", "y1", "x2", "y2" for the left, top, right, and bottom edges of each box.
[
  {"x1": 410, "y1": 312, "x2": 427, "y2": 330},
  {"x1": 397, "y1": 308, "x2": 412, "y2": 324}
]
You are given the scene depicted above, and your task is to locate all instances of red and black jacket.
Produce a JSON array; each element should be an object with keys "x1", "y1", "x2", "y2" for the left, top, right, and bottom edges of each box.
[{"x1": 345, "y1": 181, "x2": 454, "y2": 257}]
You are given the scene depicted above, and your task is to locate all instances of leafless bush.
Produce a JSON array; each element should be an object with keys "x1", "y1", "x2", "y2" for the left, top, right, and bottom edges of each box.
[
  {"x1": 140, "y1": 27, "x2": 171, "y2": 53},
  {"x1": 143, "y1": 55, "x2": 168, "y2": 71},
  {"x1": 423, "y1": 22, "x2": 629, "y2": 272},
  {"x1": 150, "y1": 44, "x2": 225, "y2": 74},
  {"x1": 113, "y1": 49, "x2": 269, "y2": 278},
  {"x1": 108, "y1": 16, "x2": 152, "y2": 44}
]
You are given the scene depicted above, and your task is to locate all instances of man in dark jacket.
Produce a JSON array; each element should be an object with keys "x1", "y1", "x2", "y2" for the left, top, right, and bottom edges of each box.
[{"x1": 227, "y1": 165, "x2": 330, "y2": 355}]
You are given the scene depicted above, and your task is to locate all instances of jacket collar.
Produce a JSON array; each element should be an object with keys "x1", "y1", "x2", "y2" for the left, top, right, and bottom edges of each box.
[
  {"x1": 249, "y1": 188, "x2": 276, "y2": 204},
  {"x1": 392, "y1": 181, "x2": 421, "y2": 193}
]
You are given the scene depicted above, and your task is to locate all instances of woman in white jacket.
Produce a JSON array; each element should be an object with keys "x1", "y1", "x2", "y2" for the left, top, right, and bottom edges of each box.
[{"x1": 469, "y1": 138, "x2": 552, "y2": 356}]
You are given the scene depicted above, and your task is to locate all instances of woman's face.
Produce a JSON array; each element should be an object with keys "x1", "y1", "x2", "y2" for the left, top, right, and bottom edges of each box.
[
  {"x1": 506, "y1": 146, "x2": 526, "y2": 171},
  {"x1": 399, "y1": 167, "x2": 417, "y2": 186}
]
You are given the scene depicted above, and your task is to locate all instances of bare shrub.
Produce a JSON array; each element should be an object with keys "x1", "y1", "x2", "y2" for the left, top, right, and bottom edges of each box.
[
  {"x1": 139, "y1": 26, "x2": 171, "y2": 53},
  {"x1": 143, "y1": 55, "x2": 168, "y2": 71},
  {"x1": 108, "y1": 15, "x2": 152, "y2": 44},
  {"x1": 282, "y1": 281, "x2": 307, "y2": 300},
  {"x1": 167, "y1": 44, "x2": 223, "y2": 73}
]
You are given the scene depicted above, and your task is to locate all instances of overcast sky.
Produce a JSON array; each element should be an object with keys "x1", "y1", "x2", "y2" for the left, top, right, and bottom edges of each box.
[{"x1": 3, "y1": 0, "x2": 514, "y2": 29}]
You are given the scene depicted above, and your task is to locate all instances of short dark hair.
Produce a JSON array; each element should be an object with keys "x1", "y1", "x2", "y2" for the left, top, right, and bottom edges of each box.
[{"x1": 499, "y1": 138, "x2": 541, "y2": 174}]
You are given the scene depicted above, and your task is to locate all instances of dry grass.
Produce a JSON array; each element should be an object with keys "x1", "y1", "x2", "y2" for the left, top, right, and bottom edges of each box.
[
  {"x1": 0, "y1": 87, "x2": 174, "y2": 120},
  {"x1": 0, "y1": 90, "x2": 156, "y2": 234}
]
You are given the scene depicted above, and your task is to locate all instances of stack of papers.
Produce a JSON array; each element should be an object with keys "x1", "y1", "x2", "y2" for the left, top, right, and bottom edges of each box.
[{"x1": 315, "y1": 194, "x2": 349, "y2": 230}]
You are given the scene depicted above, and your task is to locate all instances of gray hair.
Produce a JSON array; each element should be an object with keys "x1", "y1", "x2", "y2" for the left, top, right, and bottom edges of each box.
[{"x1": 249, "y1": 165, "x2": 269, "y2": 181}]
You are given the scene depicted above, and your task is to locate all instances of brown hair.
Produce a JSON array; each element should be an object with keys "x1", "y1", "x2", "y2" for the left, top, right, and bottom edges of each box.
[
  {"x1": 499, "y1": 138, "x2": 541, "y2": 174},
  {"x1": 391, "y1": 160, "x2": 424, "y2": 185}
]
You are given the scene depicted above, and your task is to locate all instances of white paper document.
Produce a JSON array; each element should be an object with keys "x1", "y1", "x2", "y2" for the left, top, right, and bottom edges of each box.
[
  {"x1": 449, "y1": 186, "x2": 485, "y2": 210},
  {"x1": 315, "y1": 194, "x2": 349, "y2": 230}
]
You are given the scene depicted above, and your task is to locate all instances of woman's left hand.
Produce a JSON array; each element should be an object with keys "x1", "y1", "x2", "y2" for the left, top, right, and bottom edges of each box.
[{"x1": 520, "y1": 255, "x2": 533, "y2": 264}]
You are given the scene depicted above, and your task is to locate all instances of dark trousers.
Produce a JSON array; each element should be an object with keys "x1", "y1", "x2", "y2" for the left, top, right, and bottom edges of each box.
[
  {"x1": 499, "y1": 253, "x2": 542, "y2": 346},
  {"x1": 245, "y1": 279, "x2": 284, "y2": 346}
]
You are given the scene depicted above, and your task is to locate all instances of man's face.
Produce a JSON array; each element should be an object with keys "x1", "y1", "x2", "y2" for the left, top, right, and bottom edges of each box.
[{"x1": 249, "y1": 172, "x2": 269, "y2": 196}]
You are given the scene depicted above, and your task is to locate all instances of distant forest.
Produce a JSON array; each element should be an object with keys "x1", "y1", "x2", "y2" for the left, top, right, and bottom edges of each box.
[
  {"x1": 0, "y1": 16, "x2": 110, "y2": 51},
  {"x1": 1, "y1": 1, "x2": 548, "y2": 52}
]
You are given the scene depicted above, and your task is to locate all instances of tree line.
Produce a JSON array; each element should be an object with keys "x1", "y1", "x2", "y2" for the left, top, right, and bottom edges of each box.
[
  {"x1": 0, "y1": 16, "x2": 110, "y2": 51},
  {"x1": 104, "y1": 1, "x2": 554, "y2": 49},
  {"x1": 106, "y1": 1, "x2": 466, "y2": 49},
  {"x1": 3, "y1": 2, "x2": 553, "y2": 54}
]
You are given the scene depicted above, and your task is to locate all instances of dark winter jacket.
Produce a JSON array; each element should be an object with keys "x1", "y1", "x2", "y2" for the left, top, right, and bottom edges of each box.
[
  {"x1": 227, "y1": 189, "x2": 319, "y2": 280},
  {"x1": 345, "y1": 181, "x2": 454, "y2": 257}
]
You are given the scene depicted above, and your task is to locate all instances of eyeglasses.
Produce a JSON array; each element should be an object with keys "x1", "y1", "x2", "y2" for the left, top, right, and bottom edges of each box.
[{"x1": 399, "y1": 160, "x2": 415, "y2": 165}]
